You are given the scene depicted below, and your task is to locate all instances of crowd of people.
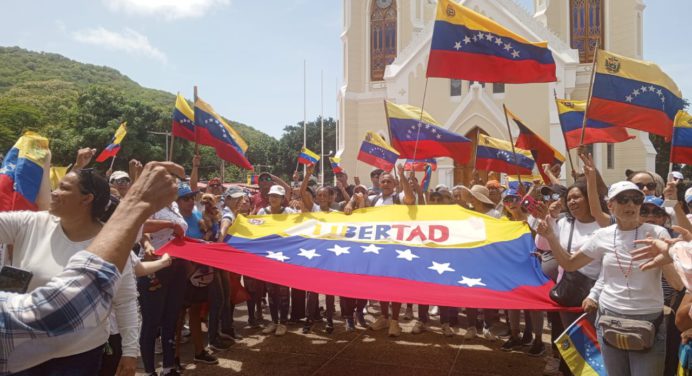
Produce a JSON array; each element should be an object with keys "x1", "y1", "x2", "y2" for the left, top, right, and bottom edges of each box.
[{"x1": 3, "y1": 146, "x2": 692, "y2": 376}]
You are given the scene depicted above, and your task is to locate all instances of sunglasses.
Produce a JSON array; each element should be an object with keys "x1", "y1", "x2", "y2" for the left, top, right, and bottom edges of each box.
[
  {"x1": 634, "y1": 182, "x2": 657, "y2": 191},
  {"x1": 113, "y1": 177, "x2": 130, "y2": 185},
  {"x1": 259, "y1": 177, "x2": 272, "y2": 182},
  {"x1": 503, "y1": 196, "x2": 521, "y2": 204},
  {"x1": 614, "y1": 194, "x2": 644, "y2": 205},
  {"x1": 542, "y1": 193, "x2": 561, "y2": 202},
  {"x1": 640, "y1": 208, "x2": 666, "y2": 217}
]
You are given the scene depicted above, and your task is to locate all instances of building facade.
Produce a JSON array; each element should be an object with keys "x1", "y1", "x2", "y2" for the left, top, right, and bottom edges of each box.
[{"x1": 338, "y1": 0, "x2": 654, "y2": 187}]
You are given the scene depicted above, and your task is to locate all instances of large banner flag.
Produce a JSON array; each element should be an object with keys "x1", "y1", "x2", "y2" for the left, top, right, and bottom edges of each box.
[
  {"x1": 671, "y1": 110, "x2": 692, "y2": 165},
  {"x1": 298, "y1": 147, "x2": 320, "y2": 166},
  {"x1": 0, "y1": 131, "x2": 49, "y2": 212},
  {"x1": 194, "y1": 98, "x2": 253, "y2": 170},
  {"x1": 476, "y1": 134, "x2": 535, "y2": 176},
  {"x1": 508, "y1": 108, "x2": 565, "y2": 183},
  {"x1": 426, "y1": 0, "x2": 556, "y2": 83},
  {"x1": 586, "y1": 50, "x2": 684, "y2": 138},
  {"x1": 158, "y1": 205, "x2": 563, "y2": 309},
  {"x1": 555, "y1": 313, "x2": 606, "y2": 376},
  {"x1": 357, "y1": 131, "x2": 400, "y2": 172},
  {"x1": 96, "y1": 122, "x2": 127, "y2": 162},
  {"x1": 556, "y1": 99, "x2": 634, "y2": 149},
  {"x1": 172, "y1": 93, "x2": 195, "y2": 141},
  {"x1": 386, "y1": 101, "x2": 472, "y2": 165}
]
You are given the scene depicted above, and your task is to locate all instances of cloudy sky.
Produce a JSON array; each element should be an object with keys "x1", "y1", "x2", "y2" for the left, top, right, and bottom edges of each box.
[{"x1": 0, "y1": 0, "x2": 689, "y2": 138}]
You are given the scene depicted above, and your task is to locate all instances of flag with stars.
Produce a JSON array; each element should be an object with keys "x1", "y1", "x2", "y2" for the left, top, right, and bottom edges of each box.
[
  {"x1": 508, "y1": 107, "x2": 565, "y2": 184},
  {"x1": 556, "y1": 99, "x2": 634, "y2": 149},
  {"x1": 158, "y1": 205, "x2": 565, "y2": 310},
  {"x1": 671, "y1": 110, "x2": 692, "y2": 165},
  {"x1": 476, "y1": 134, "x2": 535, "y2": 176},
  {"x1": 194, "y1": 97, "x2": 253, "y2": 170},
  {"x1": 555, "y1": 313, "x2": 606, "y2": 376},
  {"x1": 586, "y1": 50, "x2": 685, "y2": 138},
  {"x1": 95, "y1": 122, "x2": 127, "y2": 163},
  {"x1": 172, "y1": 93, "x2": 195, "y2": 141},
  {"x1": 426, "y1": 0, "x2": 556, "y2": 83},
  {"x1": 357, "y1": 131, "x2": 400, "y2": 172},
  {"x1": 0, "y1": 131, "x2": 49, "y2": 212},
  {"x1": 386, "y1": 101, "x2": 472, "y2": 165}
]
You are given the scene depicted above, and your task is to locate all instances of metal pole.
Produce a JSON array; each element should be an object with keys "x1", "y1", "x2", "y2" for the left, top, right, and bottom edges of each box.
[
  {"x1": 303, "y1": 60, "x2": 307, "y2": 169},
  {"x1": 320, "y1": 70, "x2": 325, "y2": 186},
  {"x1": 194, "y1": 86, "x2": 199, "y2": 156}
]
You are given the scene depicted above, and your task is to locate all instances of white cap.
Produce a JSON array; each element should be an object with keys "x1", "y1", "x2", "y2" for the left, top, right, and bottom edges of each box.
[
  {"x1": 268, "y1": 185, "x2": 286, "y2": 196},
  {"x1": 685, "y1": 187, "x2": 692, "y2": 204},
  {"x1": 109, "y1": 171, "x2": 130, "y2": 183},
  {"x1": 435, "y1": 184, "x2": 449, "y2": 192},
  {"x1": 673, "y1": 171, "x2": 684, "y2": 181},
  {"x1": 607, "y1": 181, "x2": 643, "y2": 201}
]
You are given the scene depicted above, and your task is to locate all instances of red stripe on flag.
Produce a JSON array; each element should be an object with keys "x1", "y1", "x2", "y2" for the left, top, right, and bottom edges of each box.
[
  {"x1": 671, "y1": 145, "x2": 692, "y2": 165},
  {"x1": 393, "y1": 139, "x2": 472, "y2": 165},
  {"x1": 357, "y1": 150, "x2": 395, "y2": 171},
  {"x1": 426, "y1": 50, "x2": 556, "y2": 83},
  {"x1": 475, "y1": 157, "x2": 533, "y2": 176},
  {"x1": 196, "y1": 128, "x2": 253, "y2": 170},
  {"x1": 172, "y1": 121, "x2": 195, "y2": 141},
  {"x1": 587, "y1": 97, "x2": 674, "y2": 137},
  {"x1": 0, "y1": 174, "x2": 38, "y2": 212}
]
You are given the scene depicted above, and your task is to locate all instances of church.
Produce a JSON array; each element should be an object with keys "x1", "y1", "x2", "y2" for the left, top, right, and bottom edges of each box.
[{"x1": 337, "y1": 0, "x2": 653, "y2": 187}]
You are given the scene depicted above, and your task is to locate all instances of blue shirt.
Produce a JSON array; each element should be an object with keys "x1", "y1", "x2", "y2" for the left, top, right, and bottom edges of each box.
[{"x1": 184, "y1": 208, "x2": 204, "y2": 239}]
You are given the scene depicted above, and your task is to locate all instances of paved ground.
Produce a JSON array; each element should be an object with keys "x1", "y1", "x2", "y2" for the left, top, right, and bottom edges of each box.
[{"x1": 137, "y1": 300, "x2": 553, "y2": 376}]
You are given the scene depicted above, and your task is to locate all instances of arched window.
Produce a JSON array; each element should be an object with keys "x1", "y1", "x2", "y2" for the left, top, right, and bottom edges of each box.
[
  {"x1": 570, "y1": 0, "x2": 604, "y2": 63},
  {"x1": 370, "y1": 0, "x2": 397, "y2": 81}
]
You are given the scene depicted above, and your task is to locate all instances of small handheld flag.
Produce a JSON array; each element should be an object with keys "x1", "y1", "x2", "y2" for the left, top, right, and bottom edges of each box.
[
  {"x1": 671, "y1": 110, "x2": 692, "y2": 165},
  {"x1": 357, "y1": 131, "x2": 400, "y2": 172},
  {"x1": 298, "y1": 147, "x2": 320, "y2": 166},
  {"x1": 404, "y1": 159, "x2": 437, "y2": 172},
  {"x1": 555, "y1": 313, "x2": 606, "y2": 375},
  {"x1": 96, "y1": 122, "x2": 127, "y2": 163},
  {"x1": 426, "y1": 0, "x2": 556, "y2": 83},
  {"x1": 329, "y1": 153, "x2": 344, "y2": 174}
]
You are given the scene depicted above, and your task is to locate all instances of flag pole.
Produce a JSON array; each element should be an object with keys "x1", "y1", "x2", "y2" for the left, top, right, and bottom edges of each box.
[
  {"x1": 472, "y1": 128, "x2": 480, "y2": 185},
  {"x1": 411, "y1": 78, "x2": 430, "y2": 163},
  {"x1": 580, "y1": 40, "x2": 600, "y2": 146},
  {"x1": 168, "y1": 93, "x2": 178, "y2": 161},
  {"x1": 553, "y1": 89, "x2": 576, "y2": 175},
  {"x1": 303, "y1": 60, "x2": 307, "y2": 175},
  {"x1": 193, "y1": 85, "x2": 199, "y2": 156},
  {"x1": 320, "y1": 70, "x2": 325, "y2": 187},
  {"x1": 502, "y1": 104, "x2": 522, "y2": 187},
  {"x1": 109, "y1": 155, "x2": 116, "y2": 171}
]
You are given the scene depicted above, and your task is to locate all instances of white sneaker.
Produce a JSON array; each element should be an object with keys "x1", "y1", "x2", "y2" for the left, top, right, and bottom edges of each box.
[
  {"x1": 403, "y1": 305, "x2": 414, "y2": 320},
  {"x1": 369, "y1": 317, "x2": 389, "y2": 331},
  {"x1": 542, "y1": 356, "x2": 561, "y2": 375},
  {"x1": 388, "y1": 319, "x2": 402, "y2": 337},
  {"x1": 154, "y1": 337, "x2": 162, "y2": 354},
  {"x1": 463, "y1": 326, "x2": 478, "y2": 339},
  {"x1": 429, "y1": 306, "x2": 439, "y2": 316},
  {"x1": 411, "y1": 320, "x2": 428, "y2": 334},
  {"x1": 483, "y1": 327, "x2": 498, "y2": 341},
  {"x1": 261, "y1": 322, "x2": 277, "y2": 335},
  {"x1": 441, "y1": 323, "x2": 454, "y2": 337},
  {"x1": 275, "y1": 323, "x2": 287, "y2": 336}
]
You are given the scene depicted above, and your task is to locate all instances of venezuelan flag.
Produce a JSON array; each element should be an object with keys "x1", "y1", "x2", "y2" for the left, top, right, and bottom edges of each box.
[
  {"x1": 678, "y1": 342, "x2": 692, "y2": 375},
  {"x1": 329, "y1": 155, "x2": 344, "y2": 174},
  {"x1": 556, "y1": 99, "x2": 634, "y2": 149},
  {"x1": 421, "y1": 164, "x2": 433, "y2": 192},
  {"x1": 508, "y1": 108, "x2": 564, "y2": 183},
  {"x1": 194, "y1": 97, "x2": 253, "y2": 170},
  {"x1": 386, "y1": 101, "x2": 472, "y2": 165},
  {"x1": 158, "y1": 205, "x2": 563, "y2": 310},
  {"x1": 298, "y1": 147, "x2": 320, "y2": 166},
  {"x1": 476, "y1": 134, "x2": 535, "y2": 176},
  {"x1": 96, "y1": 122, "x2": 127, "y2": 163},
  {"x1": 404, "y1": 158, "x2": 437, "y2": 172},
  {"x1": 556, "y1": 313, "x2": 606, "y2": 376},
  {"x1": 246, "y1": 173, "x2": 258, "y2": 185},
  {"x1": 172, "y1": 93, "x2": 195, "y2": 141},
  {"x1": 671, "y1": 111, "x2": 692, "y2": 165},
  {"x1": 587, "y1": 50, "x2": 685, "y2": 138},
  {"x1": 49, "y1": 166, "x2": 68, "y2": 191},
  {"x1": 0, "y1": 131, "x2": 49, "y2": 212},
  {"x1": 357, "y1": 131, "x2": 400, "y2": 172},
  {"x1": 426, "y1": 0, "x2": 556, "y2": 83}
]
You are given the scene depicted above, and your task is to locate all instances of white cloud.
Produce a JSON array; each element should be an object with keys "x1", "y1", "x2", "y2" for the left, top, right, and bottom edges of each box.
[
  {"x1": 73, "y1": 27, "x2": 167, "y2": 63},
  {"x1": 104, "y1": 0, "x2": 230, "y2": 20}
]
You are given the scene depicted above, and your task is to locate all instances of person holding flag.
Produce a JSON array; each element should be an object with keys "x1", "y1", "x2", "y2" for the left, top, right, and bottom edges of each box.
[{"x1": 96, "y1": 122, "x2": 127, "y2": 163}]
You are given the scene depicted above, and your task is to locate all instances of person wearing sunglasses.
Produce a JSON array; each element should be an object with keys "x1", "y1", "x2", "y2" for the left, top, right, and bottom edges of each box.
[
  {"x1": 109, "y1": 171, "x2": 131, "y2": 198},
  {"x1": 249, "y1": 172, "x2": 291, "y2": 215},
  {"x1": 537, "y1": 181, "x2": 672, "y2": 376}
]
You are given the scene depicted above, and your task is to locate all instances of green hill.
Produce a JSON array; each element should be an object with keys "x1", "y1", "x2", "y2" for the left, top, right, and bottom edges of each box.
[{"x1": 0, "y1": 46, "x2": 280, "y2": 179}]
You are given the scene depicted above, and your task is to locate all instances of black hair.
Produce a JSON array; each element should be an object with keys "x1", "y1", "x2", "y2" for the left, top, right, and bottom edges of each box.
[
  {"x1": 76, "y1": 169, "x2": 111, "y2": 221},
  {"x1": 564, "y1": 181, "x2": 608, "y2": 219},
  {"x1": 626, "y1": 170, "x2": 655, "y2": 182},
  {"x1": 100, "y1": 195, "x2": 120, "y2": 222},
  {"x1": 370, "y1": 169, "x2": 384, "y2": 178}
]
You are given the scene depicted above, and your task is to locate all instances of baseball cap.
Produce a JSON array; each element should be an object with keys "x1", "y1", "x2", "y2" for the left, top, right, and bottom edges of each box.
[
  {"x1": 224, "y1": 186, "x2": 245, "y2": 199},
  {"x1": 672, "y1": 171, "x2": 684, "y2": 181},
  {"x1": 109, "y1": 171, "x2": 130, "y2": 183},
  {"x1": 607, "y1": 181, "x2": 643, "y2": 201},
  {"x1": 268, "y1": 185, "x2": 286, "y2": 196},
  {"x1": 177, "y1": 182, "x2": 199, "y2": 198},
  {"x1": 435, "y1": 184, "x2": 449, "y2": 192},
  {"x1": 643, "y1": 195, "x2": 664, "y2": 208},
  {"x1": 685, "y1": 187, "x2": 692, "y2": 204}
]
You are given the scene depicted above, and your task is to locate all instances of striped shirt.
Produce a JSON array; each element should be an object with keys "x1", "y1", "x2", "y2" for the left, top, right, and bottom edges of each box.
[{"x1": 0, "y1": 251, "x2": 120, "y2": 375}]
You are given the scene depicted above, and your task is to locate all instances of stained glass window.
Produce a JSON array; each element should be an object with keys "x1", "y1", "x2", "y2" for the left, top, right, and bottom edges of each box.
[
  {"x1": 370, "y1": 0, "x2": 397, "y2": 81},
  {"x1": 570, "y1": 0, "x2": 603, "y2": 63}
]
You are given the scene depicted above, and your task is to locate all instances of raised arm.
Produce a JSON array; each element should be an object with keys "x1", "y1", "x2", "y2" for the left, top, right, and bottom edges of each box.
[
  {"x1": 536, "y1": 215, "x2": 594, "y2": 272},
  {"x1": 397, "y1": 164, "x2": 415, "y2": 205},
  {"x1": 580, "y1": 153, "x2": 611, "y2": 227},
  {"x1": 190, "y1": 154, "x2": 200, "y2": 192},
  {"x1": 300, "y1": 165, "x2": 316, "y2": 210}
]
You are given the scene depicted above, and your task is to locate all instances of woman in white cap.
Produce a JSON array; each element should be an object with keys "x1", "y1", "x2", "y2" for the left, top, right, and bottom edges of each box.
[
  {"x1": 257, "y1": 184, "x2": 297, "y2": 337},
  {"x1": 537, "y1": 181, "x2": 670, "y2": 376}
]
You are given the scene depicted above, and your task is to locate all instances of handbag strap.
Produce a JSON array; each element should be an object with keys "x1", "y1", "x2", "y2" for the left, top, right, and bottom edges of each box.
[{"x1": 566, "y1": 218, "x2": 576, "y2": 254}]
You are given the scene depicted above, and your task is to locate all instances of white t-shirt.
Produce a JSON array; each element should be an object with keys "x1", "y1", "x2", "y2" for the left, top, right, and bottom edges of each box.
[
  {"x1": 0, "y1": 211, "x2": 137, "y2": 369},
  {"x1": 535, "y1": 217, "x2": 602, "y2": 280},
  {"x1": 257, "y1": 206, "x2": 299, "y2": 215},
  {"x1": 149, "y1": 203, "x2": 188, "y2": 251},
  {"x1": 580, "y1": 222, "x2": 670, "y2": 315},
  {"x1": 310, "y1": 203, "x2": 337, "y2": 213},
  {"x1": 368, "y1": 192, "x2": 410, "y2": 207}
]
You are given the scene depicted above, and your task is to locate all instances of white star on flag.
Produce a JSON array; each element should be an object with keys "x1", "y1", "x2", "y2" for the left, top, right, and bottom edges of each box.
[
  {"x1": 453, "y1": 41, "x2": 462, "y2": 50},
  {"x1": 297, "y1": 248, "x2": 320, "y2": 260},
  {"x1": 641, "y1": 86, "x2": 648, "y2": 92},
  {"x1": 463, "y1": 36, "x2": 471, "y2": 44},
  {"x1": 633, "y1": 89, "x2": 640, "y2": 96},
  {"x1": 266, "y1": 251, "x2": 290, "y2": 262},
  {"x1": 428, "y1": 262, "x2": 455, "y2": 275},
  {"x1": 503, "y1": 42, "x2": 512, "y2": 51},
  {"x1": 485, "y1": 32, "x2": 494, "y2": 41},
  {"x1": 458, "y1": 276, "x2": 486, "y2": 287},
  {"x1": 327, "y1": 244, "x2": 350, "y2": 256},
  {"x1": 656, "y1": 89, "x2": 663, "y2": 96},
  {"x1": 649, "y1": 85, "x2": 656, "y2": 91},
  {"x1": 625, "y1": 95, "x2": 633, "y2": 102},
  {"x1": 477, "y1": 32, "x2": 484, "y2": 40},
  {"x1": 361, "y1": 244, "x2": 382, "y2": 254},
  {"x1": 395, "y1": 249, "x2": 419, "y2": 261},
  {"x1": 494, "y1": 37, "x2": 503, "y2": 45},
  {"x1": 511, "y1": 50, "x2": 520, "y2": 59}
]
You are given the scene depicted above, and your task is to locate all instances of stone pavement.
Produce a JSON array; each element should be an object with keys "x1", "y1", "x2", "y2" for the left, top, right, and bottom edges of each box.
[{"x1": 137, "y1": 301, "x2": 553, "y2": 376}]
